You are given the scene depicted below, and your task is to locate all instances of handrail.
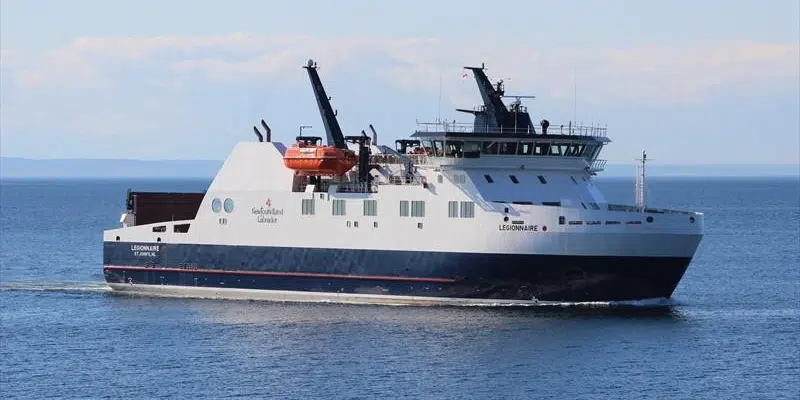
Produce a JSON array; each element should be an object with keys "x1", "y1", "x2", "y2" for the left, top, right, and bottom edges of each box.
[{"x1": 415, "y1": 120, "x2": 607, "y2": 137}]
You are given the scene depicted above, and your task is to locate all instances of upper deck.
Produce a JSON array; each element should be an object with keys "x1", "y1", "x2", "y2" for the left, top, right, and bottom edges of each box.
[{"x1": 413, "y1": 120, "x2": 609, "y2": 141}]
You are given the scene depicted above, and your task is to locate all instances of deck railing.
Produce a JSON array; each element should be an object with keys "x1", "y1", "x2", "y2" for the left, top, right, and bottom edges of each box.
[{"x1": 415, "y1": 120, "x2": 607, "y2": 138}]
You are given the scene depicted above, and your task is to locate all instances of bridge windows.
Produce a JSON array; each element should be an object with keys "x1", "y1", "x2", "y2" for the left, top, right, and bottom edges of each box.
[
  {"x1": 518, "y1": 142, "x2": 534, "y2": 155},
  {"x1": 332, "y1": 199, "x2": 346, "y2": 216},
  {"x1": 499, "y1": 142, "x2": 517, "y2": 155},
  {"x1": 363, "y1": 199, "x2": 377, "y2": 216},
  {"x1": 482, "y1": 141, "x2": 498, "y2": 155},
  {"x1": 534, "y1": 142, "x2": 550, "y2": 155},
  {"x1": 302, "y1": 199, "x2": 315, "y2": 215},
  {"x1": 463, "y1": 141, "x2": 481, "y2": 158}
]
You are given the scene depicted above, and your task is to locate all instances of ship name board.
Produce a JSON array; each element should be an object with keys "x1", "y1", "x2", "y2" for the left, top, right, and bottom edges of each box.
[
  {"x1": 131, "y1": 244, "x2": 160, "y2": 257},
  {"x1": 498, "y1": 224, "x2": 539, "y2": 232}
]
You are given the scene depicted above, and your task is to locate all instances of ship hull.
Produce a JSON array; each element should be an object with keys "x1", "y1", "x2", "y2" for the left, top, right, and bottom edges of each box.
[{"x1": 103, "y1": 242, "x2": 693, "y2": 303}]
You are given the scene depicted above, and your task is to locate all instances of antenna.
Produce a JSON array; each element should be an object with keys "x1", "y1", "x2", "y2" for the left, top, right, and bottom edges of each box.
[
  {"x1": 299, "y1": 125, "x2": 312, "y2": 136},
  {"x1": 437, "y1": 72, "x2": 443, "y2": 122},
  {"x1": 635, "y1": 149, "x2": 649, "y2": 211},
  {"x1": 573, "y1": 66, "x2": 577, "y2": 124}
]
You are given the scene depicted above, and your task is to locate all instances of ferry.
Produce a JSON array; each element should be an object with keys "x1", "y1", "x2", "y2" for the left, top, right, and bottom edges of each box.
[{"x1": 102, "y1": 59, "x2": 704, "y2": 305}]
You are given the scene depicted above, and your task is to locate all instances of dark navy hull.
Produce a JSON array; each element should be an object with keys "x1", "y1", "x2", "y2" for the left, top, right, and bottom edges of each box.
[{"x1": 103, "y1": 242, "x2": 691, "y2": 302}]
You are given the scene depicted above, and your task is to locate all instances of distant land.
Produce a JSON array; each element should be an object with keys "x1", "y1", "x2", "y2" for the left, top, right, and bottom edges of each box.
[{"x1": 1, "y1": 157, "x2": 798, "y2": 179}]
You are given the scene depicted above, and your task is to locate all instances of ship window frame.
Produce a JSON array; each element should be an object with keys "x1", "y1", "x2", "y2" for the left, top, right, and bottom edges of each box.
[
  {"x1": 410, "y1": 200, "x2": 426, "y2": 217},
  {"x1": 332, "y1": 199, "x2": 346, "y2": 216},
  {"x1": 211, "y1": 198, "x2": 222, "y2": 213},
  {"x1": 302, "y1": 198, "x2": 315, "y2": 215},
  {"x1": 548, "y1": 143, "x2": 564, "y2": 156},
  {"x1": 462, "y1": 141, "x2": 482, "y2": 158},
  {"x1": 399, "y1": 200, "x2": 410, "y2": 217},
  {"x1": 432, "y1": 140, "x2": 445, "y2": 157},
  {"x1": 518, "y1": 142, "x2": 534, "y2": 155},
  {"x1": 223, "y1": 198, "x2": 234, "y2": 213},
  {"x1": 460, "y1": 201, "x2": 475, "y2": 218},
  {"x1": 445, "y1": 140, "x2": 464, "y2": 157},
  {"x1": 534, "y1": 142, "x2": 550, "y2": 156},
  {"x1": 363, "y1": 199, "x2": 377, "y2": 216},
  {"x1": 448, "y1": 201, "x2": 458, "y2": 218},
  {"x1": 482, "y1": 141, "x2": 499, "y2": 155},
  {"x1": 499, "y1": 141, "x2": 517, "y2": 155}
]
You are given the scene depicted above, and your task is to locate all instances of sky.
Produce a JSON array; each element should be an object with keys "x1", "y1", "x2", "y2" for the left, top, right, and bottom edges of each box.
[{"x1": 1, "y1": 0, "x2": 798, "y2": 165}]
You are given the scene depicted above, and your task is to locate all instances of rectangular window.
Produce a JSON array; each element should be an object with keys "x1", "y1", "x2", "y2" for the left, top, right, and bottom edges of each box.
[
  {"x1": 332, "y1": 199, "x2": 346, "y2": 216},
  {"x1": 411, "y1": 201, "x2": 425, "y2": 217},
  {"x1": 518, "y1": 142, "x2": 534, "y2": 155},
  {"x1": 482, "y1": 141, "x2": 498, "y2": 155},
  {"x1": 302, "y1": 198, "x2": 315, "y2": 215},
  {"x1": 484, "y1": 174, "x2": 494, "y2": 183},
  {"x1": 509, "y1": 175, "x2": 519, "y2": 184},
  {"x1": 448, "y1": 201, "x2": 459, "y2": 218},
  {"x1": 452, "y1": 174, "x2": 466, "y2": 184},
  {"x1": 460, "y1": 201, "x2": 475, "y2": 218},
  {"x1": 363, "y1": 199, "x2": 377, "y2": 216},
  {"x1": 538, "y1": 175, "x2": 547, "y2": 184},
  {"x1": 399, "y1": 200, "x2": 409, "y2": 217},
  {"x1": 534, "y1": 142, "x2": 550, "y2": 155}
]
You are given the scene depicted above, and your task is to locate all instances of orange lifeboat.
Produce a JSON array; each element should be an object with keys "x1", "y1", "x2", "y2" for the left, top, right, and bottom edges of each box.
[{"x1": 283, "y1": 142, "x2": 357, "y2": 176}]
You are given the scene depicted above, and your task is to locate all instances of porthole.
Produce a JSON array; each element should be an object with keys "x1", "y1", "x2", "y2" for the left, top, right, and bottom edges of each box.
[
  {"x1": 157, "y1": 237, "x2": 161, "y2": 243},
  {"x1": 115, "y1": 236, "x2": 120, "y2": 241},
  {"x1": 689, "y1": 216, "x2": 695, "y2": 224},
  {"x1": 224, "y1": 198, "x2": 234, "y2": 213},
  {"x1": 211, "y1": 198, "x2": 222, "y2": 213},
  {"x1": 503, "y1": 216, "x2": 509, "y2": 222},
  {"x1": 646, "y1": 216, "x2": 654, "y2": 223},
  {"x1": 542, "y1": 225, "x2": 547, "y2": 232}
]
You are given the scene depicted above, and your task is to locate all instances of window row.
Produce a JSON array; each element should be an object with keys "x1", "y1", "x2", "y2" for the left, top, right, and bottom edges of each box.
[
  {"x1": 419, "y1": 139, "x2": 603, "y2": 159},
  {"x1": 448, "y1": 201, "x2": 475, "y2": 218},
  {"x1": 484, "y1": 174, "x2": 547, "y2": 184},
  {"x1": 300, "y1": 199, "x2": 476, "y2": 219}
]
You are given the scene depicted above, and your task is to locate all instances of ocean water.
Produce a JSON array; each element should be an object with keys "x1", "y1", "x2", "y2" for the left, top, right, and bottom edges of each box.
[{"x1": 1, "y1": 177, "x2": 798, "y2": 399}]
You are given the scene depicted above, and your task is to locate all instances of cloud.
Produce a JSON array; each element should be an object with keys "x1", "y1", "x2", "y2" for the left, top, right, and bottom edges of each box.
[
  {"x1": 1, "y1": 34, "x2": 797, "y2": 159},
  {"x1": 3, "y1": 34, "x2": 796, "y2": 104}
]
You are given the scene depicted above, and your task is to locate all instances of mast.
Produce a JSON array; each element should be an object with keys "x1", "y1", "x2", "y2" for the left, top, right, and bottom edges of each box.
[
  {"x1": 635, "y1": 149, "x2": 647, "y2": 211},
  {"x1": 461, "y1": 63, "x2": 535, "y2": 134},
  {"x1": 463, "y1": 64, "x2": 509, "y2": 129},
  {"x1": 303, "y1": 59, "x2": 347, "y2": 149}
]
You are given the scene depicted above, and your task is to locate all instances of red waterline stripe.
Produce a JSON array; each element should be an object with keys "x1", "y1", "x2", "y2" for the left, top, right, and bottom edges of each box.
[{"x1": 103, "y1": 265, "x2": 457, "y2": 284}]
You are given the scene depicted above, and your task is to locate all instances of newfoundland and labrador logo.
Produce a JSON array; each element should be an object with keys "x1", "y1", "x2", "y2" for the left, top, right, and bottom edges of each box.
[{"x1": 252, "y1": 198, "x2": 284, "y2": 224}]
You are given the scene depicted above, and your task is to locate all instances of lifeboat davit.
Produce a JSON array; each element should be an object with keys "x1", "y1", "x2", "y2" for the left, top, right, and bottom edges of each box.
[{"x1": 283, "y1": 143, "x2": 358, "y2": 176}]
